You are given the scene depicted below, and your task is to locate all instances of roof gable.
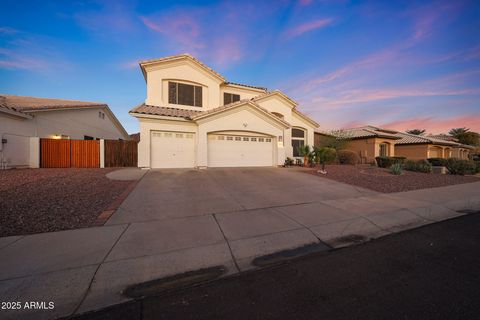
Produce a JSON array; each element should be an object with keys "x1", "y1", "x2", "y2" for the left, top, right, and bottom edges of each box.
[
  {"x1": 139, "y1": 54, "x2": 226, "y2": 83},
  {"x1": 252, "y1": 90, "x2": 298, "y2": 108},
  {"x1": 192, "y1": 100, "x2": 290, "y2": 128}
]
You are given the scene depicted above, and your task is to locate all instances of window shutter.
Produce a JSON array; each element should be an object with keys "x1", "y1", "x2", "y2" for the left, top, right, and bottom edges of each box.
[
  {"x1": 224, "y1": 93, "x2": 231, "y2": 104},
  {"x1": 232, "y1": 94, "x2": 240, "y2": 102},
  {"x1": 168, "y1": 82, "x2": 177, "y2": 104},
  {"x1": 195, "y1": 86, "x2": 202, "y2": 107}
]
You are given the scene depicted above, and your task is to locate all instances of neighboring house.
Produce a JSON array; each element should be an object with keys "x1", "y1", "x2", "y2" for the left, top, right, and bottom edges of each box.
[
  {"x1": 0, "y1": 94, "x2": 129, "y2": 168},
  {"x1": 394, "y1": 132, "x2": 472, "y2": 160},
  {"x1": 315, "y1": 126, "x2": 401, "y2": 164},
  {"x1": 129, "y1": 54, "x2": 318, "y2": 169},
  {"x1": 314, "y1": 125, "x2": 473, "y2": 163}
]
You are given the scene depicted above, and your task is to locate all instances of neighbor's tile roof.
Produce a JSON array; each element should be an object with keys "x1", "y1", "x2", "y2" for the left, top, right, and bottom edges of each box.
[
  {"x1": 0, "y1": 94, "x2": 106, "y2": 112},
  {"x1": 334, "y1": 126, "x2": 400, "y2": 140},
  {"x1": 394, "y1": 132, "x2": 459, "y2": 146},
  {"x1": 129, "y1": 103, "x2": 203, "y2": 119}
]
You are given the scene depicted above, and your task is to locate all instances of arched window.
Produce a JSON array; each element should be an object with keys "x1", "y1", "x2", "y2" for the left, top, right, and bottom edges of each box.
[
  {"x1": 292, "y1": 128, "x2": 306, "y2": 157},
  {"x1": 272, "y1": 112, "x2": 284, "y2": 119}
]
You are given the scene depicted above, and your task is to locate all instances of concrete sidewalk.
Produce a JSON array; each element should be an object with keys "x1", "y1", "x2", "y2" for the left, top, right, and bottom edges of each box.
[{"x1": 0, "y1": 170, "x2": 479, "y2": 320}]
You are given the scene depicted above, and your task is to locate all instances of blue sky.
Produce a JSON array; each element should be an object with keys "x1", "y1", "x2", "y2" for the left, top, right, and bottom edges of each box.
[{"x1": 1, "y1": 0, "x2": 479, "y2": 134}]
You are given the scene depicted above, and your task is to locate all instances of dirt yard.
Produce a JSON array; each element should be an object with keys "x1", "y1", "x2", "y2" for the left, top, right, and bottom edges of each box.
[
  {"x1": 309, "y1": 165, "x2": 479, "y2": 193},
  {"x1": 0, "y1": 168, "x2": 132, "y2": 237}
]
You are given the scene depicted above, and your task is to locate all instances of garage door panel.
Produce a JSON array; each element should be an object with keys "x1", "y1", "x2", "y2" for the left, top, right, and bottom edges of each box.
[
  {"x1": 208, "y1": 134, "x2": 273, "y2": 167},
  {"x1": 151, "y1": 131, "x2": 195, "y2": 168}
]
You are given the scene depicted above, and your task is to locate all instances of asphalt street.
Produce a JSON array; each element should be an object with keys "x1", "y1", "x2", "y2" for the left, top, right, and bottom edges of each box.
[{"x1": 72, "y1": 212, "x2": 480, "y2": 320}]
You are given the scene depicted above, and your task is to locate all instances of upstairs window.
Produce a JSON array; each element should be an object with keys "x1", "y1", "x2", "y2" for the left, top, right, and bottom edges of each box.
[
  {"x1": 169, "y1": 81, "x2": 202, "y2": 107},
  {"x1": 224, "y1": 92, "x2": 240, "y2": 104}
]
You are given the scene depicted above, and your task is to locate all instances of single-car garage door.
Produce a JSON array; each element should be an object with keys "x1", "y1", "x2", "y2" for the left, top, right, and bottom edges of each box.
[
  {"x1": 151, "y1": 131, "x2": 195, "y2": 168},
  {"x1": 208, "y1": 134, "x2": 274, "y2": 167}
]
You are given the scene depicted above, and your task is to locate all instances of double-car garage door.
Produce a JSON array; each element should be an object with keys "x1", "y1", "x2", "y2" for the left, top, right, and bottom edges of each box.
[{"x1": 150, "y1": 131, "x2": 274, "y2": 168}]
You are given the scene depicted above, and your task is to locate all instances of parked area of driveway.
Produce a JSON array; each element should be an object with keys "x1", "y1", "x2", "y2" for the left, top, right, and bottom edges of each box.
[
  {"x1": 0, "y1": 168, "x2": 135, "y2": 237},
  {"x1": 0, "y1": 168, "x2": 479, "y2": 320},
  {"x1": 72, "y1": 212, "x2": 480, "y2": 320}
]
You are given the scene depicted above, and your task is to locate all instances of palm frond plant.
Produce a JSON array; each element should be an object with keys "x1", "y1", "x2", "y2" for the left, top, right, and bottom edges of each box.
[
  {"x1": 297, "y1": 145, "x2": 312, "y2": 167},
  {"x1": 314, "y1": 147, "x2": 336, "y2": 174}
]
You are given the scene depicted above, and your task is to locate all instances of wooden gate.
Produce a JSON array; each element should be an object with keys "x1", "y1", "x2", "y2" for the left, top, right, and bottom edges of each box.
[
  {"x1": 104, "y1": 140, "x2": 138, "y2": 167},
  {"x1": 40, "y1": 139, "x2": 100, "y2": 168}
]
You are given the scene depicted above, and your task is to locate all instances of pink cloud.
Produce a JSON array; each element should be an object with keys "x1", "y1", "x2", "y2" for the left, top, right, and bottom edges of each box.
[
  {"x1": 141, "y1": 15, "x2": 204, "y2": 51},
  {"x1": 298, "y1": 0, "x2": 313, "y2": 6},
  {"x1": 0, "y1": 27, "x2": 18, "y2": 34},
  {"x1": 382, "y1": 115, "x2": 480, "y2": 134},
  {"x1": 284, "y1": 18, "x2": 333, "y2": 39},
  {"x1": 0, "y1": 48, "x2": 50, "y2": 71}
]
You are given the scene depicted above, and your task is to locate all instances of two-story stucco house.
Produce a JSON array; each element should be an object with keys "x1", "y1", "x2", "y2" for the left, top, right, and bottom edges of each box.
[{"x1": 129, "y1": 54, "x2": 319, "y2": 169}]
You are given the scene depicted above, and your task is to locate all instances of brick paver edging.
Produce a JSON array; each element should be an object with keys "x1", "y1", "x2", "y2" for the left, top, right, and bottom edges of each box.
[{"x1": 94, "y1": 179, "x2": 141, "y2": 226}]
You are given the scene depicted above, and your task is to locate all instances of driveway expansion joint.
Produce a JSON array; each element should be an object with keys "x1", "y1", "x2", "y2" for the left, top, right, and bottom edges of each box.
[{"x1": 212, "y1": 214, "x2": 241, "y2": 273}]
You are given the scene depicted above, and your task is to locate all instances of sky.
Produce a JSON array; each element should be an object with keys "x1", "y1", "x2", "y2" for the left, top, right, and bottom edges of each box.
[{"x1": 1, "y1": 0, "x2": 479, "y2": 134}]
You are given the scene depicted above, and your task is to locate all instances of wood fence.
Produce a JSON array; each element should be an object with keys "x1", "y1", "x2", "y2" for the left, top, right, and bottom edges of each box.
[
  {"x1": 40, "y1": 139, "x2": 99, "y2": 168},
  {"x1": 104, "y1": 140, "x2": 138, "y2": 167}
]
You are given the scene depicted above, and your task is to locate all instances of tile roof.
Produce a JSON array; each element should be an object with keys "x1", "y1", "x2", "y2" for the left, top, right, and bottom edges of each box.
[
  {"x1": 0, "y1": 94, "x2": 106, "y2": 112},
  {"x1": 332, "y1": 126, "x2": 400, "y2": 140},
  {"x1": 130, "y1": 100, "x2": 291, "y2": 127},
  {"x1": 252, "y1": 90, "x2": 299, "y2": 107},
  {"x1": 129, "y1": 104, "x2": 203, "y2": 120},
  {"x1": 394, "y1": 132, "x2": 459, "y2": 146},
  {"x1": 224, "y1": 82, "x2": 267, "y2": 91}
]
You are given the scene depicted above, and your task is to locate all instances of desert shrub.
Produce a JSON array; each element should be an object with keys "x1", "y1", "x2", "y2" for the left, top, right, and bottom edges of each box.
[
  {"x1": 284, "y1": 157, "x2": 294, "y2": 166},
  {"x1": 390, "y1": 163, "x2": 403, "y2": 175},
  {"x1": 337, "y1": 150, "x2": 360, "y2": 165},
  {"x1": 445, "y1": 158, "x2": 477, "y2": 175},
  {"x1": 375, "y1": 156, "x2": 406, "y2": 168},
  {"x1": 427, "y1": 158, "x2": 447, "y2": 166},
  {"x1": 404, "y1": 160, "x2": 432, "y2": 173}
]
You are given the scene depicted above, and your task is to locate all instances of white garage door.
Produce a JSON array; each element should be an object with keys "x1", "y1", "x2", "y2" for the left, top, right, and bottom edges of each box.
[
  {"x1": 208, "y1": 134, "x2": 274, "y2": 167},
  {"x1": 151, "y1": 131, "x2": 195, "y2": 168}
]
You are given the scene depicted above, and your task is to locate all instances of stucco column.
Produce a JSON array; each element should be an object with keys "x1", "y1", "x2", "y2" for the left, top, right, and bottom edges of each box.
[
  {"x1": 196, "y1": 127, "x2": 208, "y2": 168},
  {"x1": 29, "y1": 137, "x2": 40, "y2": 168},
  {"x1": 99, "y1": 139, "x2": 105, "y2": 168}
]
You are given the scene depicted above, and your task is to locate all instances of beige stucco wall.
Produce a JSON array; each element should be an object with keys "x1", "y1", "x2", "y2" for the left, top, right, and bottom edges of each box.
[
  {"x1": 395, "y1": 144, "x2": 429, "y2": 160},
  {"x1": 1, "y1": 108, "x2": 127, "y2": 168},
  {"x1": 338, "y1": 137, "x2": 396, "y2": 163},
  {"x1": 452, "y1": 147, "x2": 471, "y2": 159},
  {"x1": 145, "y1": 60, "x2": 223, "y2": 110}
]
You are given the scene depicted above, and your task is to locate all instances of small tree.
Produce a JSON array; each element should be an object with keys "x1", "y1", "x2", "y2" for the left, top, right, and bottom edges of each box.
[
  {"x1": 406, "y1": 129, "x2": 426, "y2": 135},
  {"x1": 449, "y1": 127, "x2": 469, "y2": 138},
  {"x1": 456, "y1": 131, "x2": 480, "y2": 146},
  {"x1": 318, "y1": 130, "x2": 352, "y2": 151},
  {"x1": 297, "y1": 145, "x2": 312, "y2": 167},
  {"x1": 314, "y1": 147, "x2": 336, "y2": 173}
]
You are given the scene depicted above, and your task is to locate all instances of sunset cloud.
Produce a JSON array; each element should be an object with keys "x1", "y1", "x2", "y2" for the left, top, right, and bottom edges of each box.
[
  {"x1": 383, "y1": 115, "x2": 480, "y2": 134},
  {"x1": 284, "y1": 18, "x2": 333, "y2": 39}
]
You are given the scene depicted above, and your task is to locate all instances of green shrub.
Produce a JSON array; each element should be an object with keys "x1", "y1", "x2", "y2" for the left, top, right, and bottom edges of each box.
[
  {"x1": 284, "y1": 157, "x2": 294, "y2": 167},
  {"x1": 337, "y1": 150, "x2": 360, "y2": 165},
  {"x1": 390, "y1": 163, "x2": 402, "y2": 175},
  {"x1": 375, "y1": 156, "x2": 406, "y2": 168},
  {"x1": 427, "y1": 158, "x2": 447, "y2": 166},
  {"x1": 445, "y1": 158, "x2": 477, "y2": 175},
  {"x1": 404, "y1": 160, "x2": 432, "y2": 173},
  {"x1": 475, "y1": 160, "x2": 480, "y2": 173}
]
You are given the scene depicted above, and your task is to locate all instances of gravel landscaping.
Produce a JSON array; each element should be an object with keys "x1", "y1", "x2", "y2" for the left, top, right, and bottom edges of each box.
[
  {"x1": 0, "y1": 168, "x2": 133, "y2": 237},
  {"x1": 309, "y1": 165, "x2": 479, "y2": 193}
]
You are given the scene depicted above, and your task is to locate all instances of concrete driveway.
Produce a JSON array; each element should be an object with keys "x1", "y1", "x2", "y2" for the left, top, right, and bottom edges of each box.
[{"x1": 107, "y1": 167, "x2": 376, "y2": 224}]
